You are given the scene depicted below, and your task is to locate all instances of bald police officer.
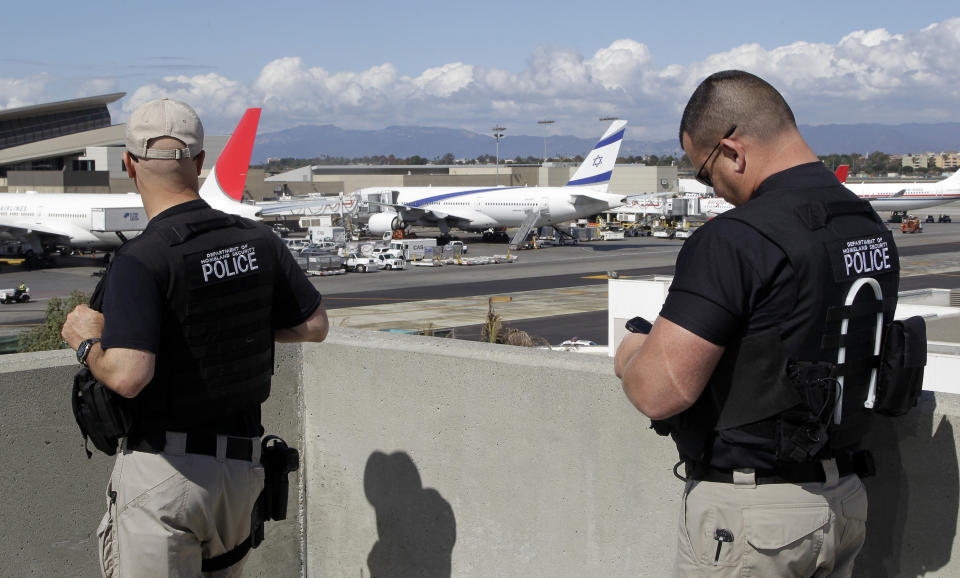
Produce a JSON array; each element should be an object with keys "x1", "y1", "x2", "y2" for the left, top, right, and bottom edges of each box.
[
  {"x1": 615, "y1": 71, "x2": 899, "y2": 576},
  {"x1": 62, "y1": 99, "x2": 328, "y2": 577}
]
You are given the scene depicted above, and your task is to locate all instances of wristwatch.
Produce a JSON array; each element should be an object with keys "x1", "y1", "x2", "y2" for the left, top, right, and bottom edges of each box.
[{"x1": 76, "y1": 337, "x2": 102, "y2": 367}]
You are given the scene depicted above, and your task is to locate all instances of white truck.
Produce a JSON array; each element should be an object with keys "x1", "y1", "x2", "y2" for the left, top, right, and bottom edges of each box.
[
  {"x1": 388, "y1": 238, "x2": 437, "y2": 261},
  {"x1": 376, "y1": 254, "x2": 406, "y2": 270},
  {"x1": 370, "y1": 246, "x2": 404, "y2": 261},
  {"x1": 342, "y1": 253, "x2": 382, "y2": 273},
  {"x1": 598, "y1": 227, "x2": 625, "y2": 241},
  {"x1": 443, "y1": 240, "x2": 469, "y2": 254}
]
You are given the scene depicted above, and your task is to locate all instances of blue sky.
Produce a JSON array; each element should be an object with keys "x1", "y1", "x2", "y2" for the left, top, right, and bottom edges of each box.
[{"x1": 2, "y1": 1, "x2": 958, "y2": 140}]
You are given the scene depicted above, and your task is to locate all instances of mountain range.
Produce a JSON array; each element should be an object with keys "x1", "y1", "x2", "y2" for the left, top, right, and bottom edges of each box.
[{"x1": 250, "y1": 122, "x2": 960, "y2": 164}]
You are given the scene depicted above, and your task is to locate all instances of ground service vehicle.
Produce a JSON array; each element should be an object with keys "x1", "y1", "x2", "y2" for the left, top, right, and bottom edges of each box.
[
  {"x1": 377, "y1": 255, "x2": 405, "y2": 270},
  {"x1": 343, "y1": 253, "x2": 381, "y2": 272},
  {"x1": 388, "y1": 239, "x2": 437, "y2": 261},
  {"x1": 443, "y1": 240, "x2": 469, "y2": 254},
  {"x1": 901, "y1": 218, "x2": 923, "y2": 233},
  {"x1": 1, "y1": 287, "x2": 30, "y2": 304}
]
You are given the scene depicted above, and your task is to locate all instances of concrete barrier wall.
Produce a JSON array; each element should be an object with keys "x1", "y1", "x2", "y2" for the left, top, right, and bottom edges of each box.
[
  {"x1": 309, "y1": 329, "x2": 960, "y2": 577},
  {"x1": 0, "y1": 344, "x2": 305, "y2": 578},
  {"x1": 2, "y1": 330, "x2": 959, "y2": 576}
]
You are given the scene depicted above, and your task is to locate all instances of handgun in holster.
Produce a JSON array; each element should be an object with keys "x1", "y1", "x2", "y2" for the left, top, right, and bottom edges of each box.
[{"x1": 250, "y1": 435, "x2": 300, "y2": 548}]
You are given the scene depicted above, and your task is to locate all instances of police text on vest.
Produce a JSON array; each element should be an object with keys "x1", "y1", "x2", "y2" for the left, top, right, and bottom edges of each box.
[
  {"x1": 200, "y1": 244, "x2": 258, "y2": 283},
  {"x1": 841, "y1": 237, "x2": 891, "y2": 276}
]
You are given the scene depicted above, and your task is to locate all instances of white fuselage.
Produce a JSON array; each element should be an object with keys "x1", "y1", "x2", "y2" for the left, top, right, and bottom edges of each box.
[
  {"x1": 843, "y1": 180, "x2": 960, "y2": 211},
  {"x1": 0, "y1": 192, "x2": 145, "y2": 250},
  {"x1": 366, "y1": 185, "x2": 624, "y2": 231}
]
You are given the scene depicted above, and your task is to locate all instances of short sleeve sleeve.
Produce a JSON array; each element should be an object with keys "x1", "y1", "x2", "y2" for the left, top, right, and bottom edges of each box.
[
  {"x1": 268, "y1": 235, "x2": 323, "y2": 329},
  {"x1": 100, "y1": 254, "x2": 164, "y2": 353},
  {"x1": 659, "y1": 219, "x2": 789, "y2": 346}
]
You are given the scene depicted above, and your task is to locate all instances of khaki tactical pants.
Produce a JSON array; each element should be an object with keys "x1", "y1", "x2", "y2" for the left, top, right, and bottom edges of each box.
[
  {"x1": 98, "y1": 434, "x2": 264, "y2": 578},
  {"x1": 675, "y1": 465, "x2": 867, "y2": 577}
]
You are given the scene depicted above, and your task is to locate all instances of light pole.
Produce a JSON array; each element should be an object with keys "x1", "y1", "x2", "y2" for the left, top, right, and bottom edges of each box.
[
  {"x1": 492, "y1": 125, "x2": 506, "y2": 185},
  {"x1": 537, "y1": 119, "x2": 554, "y2": 165}
]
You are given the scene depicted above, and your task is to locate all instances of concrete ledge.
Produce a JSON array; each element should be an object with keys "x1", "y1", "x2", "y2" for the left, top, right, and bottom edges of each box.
[
  {"x1": 2, "y1": 330, "x2": 959, "y2": 576},
  {"x1": 308, "y1": 328, "x2": 960, "y2": 577}
]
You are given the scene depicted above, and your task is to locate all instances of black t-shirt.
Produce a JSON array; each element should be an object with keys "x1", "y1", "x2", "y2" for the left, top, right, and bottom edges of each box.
[
  {"x1": 659, "y1": 216, "x2": 796, "y2": 346},
  {"x1": 658, "y1": 163, "x2": 852, "y2": 468},
  {"x1": 100, "y1": 199, "x2": 322, "y2": 435}
]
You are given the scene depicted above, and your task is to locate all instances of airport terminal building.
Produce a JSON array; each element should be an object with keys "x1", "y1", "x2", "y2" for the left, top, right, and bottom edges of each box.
[{"x1": 0, "y1": 93, "x2": 678, "y2": 206}]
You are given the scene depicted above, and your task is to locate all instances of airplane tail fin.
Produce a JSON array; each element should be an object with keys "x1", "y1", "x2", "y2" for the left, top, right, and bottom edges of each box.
[
  {"x1": 835, "y1": 164, "x2": 849, "y2": 183},
  {"x1": 566, "y1": 120, "x2": 628, "y2": 189},
  {"x1": 940, "y1": 168, "x2": 960, "y2": 186},
  {"x1": 199, "y1": 108, "x2": 262, "y2": 219}
]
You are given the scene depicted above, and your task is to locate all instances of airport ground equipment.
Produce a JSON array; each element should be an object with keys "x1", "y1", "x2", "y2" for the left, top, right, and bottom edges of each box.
[
  {"x1": 0, "y1": 287, "x2": 29, "y2": 303},
  {"x1": 599, "y1": 227, "x2": 625, "y2": 241},
  {"x1": 388, "y1": 238, "x2": 437, "y2": 261},
  {"x1": 342, "y1": 253, "x2": 382, "y2": 273},
  {"x1": 901, "y1": 217, "x2": 923, "y2": 233},
  {"x1": 509, "y1": 211, "x2": 544, "y2": 249}
]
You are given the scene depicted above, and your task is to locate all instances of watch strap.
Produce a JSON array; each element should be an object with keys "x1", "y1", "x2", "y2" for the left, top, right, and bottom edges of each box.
[{"x1": 77, "y1": 337, "x2": 102, "y2": 367}]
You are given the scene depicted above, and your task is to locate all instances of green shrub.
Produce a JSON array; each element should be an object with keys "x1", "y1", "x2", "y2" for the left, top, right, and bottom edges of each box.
[{"x1": 18, "y1": 290, "x2": 90, "y2": 352}]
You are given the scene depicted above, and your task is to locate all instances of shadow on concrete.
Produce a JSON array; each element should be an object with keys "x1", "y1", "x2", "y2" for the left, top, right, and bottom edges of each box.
[
  {"x1": 857, "y1": 394, "x2": 959, "y2": 576},
  {"x1": 364, "y1": 451, "x2": 456, "y2": 578}
]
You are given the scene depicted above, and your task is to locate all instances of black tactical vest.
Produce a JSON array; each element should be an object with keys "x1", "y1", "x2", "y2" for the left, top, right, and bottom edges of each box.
[
  {"x1": 116, "y1": 203, "x2": 277, "y2": 431},
  {"x1": 661, "y1": 181, "x2": 899, "y2": 468}
]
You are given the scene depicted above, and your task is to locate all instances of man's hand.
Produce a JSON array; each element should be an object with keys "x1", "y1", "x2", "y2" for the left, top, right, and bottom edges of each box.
[{"x1": 61, "y1": 305, "x2": 104, "y2": 350}]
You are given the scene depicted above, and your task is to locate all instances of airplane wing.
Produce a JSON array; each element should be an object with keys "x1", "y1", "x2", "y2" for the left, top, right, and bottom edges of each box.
[
  {"x1": 622, "y1": 192, "x2": 674, "y2": 205},
  {"x1": 0, "y1": 218, "x2": 100, "y2": 243},
  {"x1": 367, "y1": 200, "x2": 486, "y2": 227},
  {"x1": 257, "y1": 197, "x2": 357, "y2": 216},
  {"x1": 574, "y1": 190, "x2": 626, "y2": 203}
]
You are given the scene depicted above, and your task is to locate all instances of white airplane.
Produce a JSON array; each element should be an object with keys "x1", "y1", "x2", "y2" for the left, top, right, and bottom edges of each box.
[
  {"x1": 679, "y1": 164, "x2": 960, "y2": 217},
  {"x1": 355, "y1": 120, "x2": 629, "y2": 237},
  {"x1": 844, "y1": 168, "x2": 960, "y2": 212},
  {"x1": 0, "y1": 108, "x2": 263, "y2": 258}
]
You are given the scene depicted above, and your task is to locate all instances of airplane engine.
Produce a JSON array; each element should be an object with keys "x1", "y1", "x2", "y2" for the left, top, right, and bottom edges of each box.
[{"x1": 367, "y1": 212, "x2": 405, "y2": 235}]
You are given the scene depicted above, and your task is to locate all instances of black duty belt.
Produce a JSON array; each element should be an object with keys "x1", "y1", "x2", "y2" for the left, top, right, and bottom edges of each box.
[
  {"x1": 126, "y1": 431, "x2": 256, "y2": 462},
  {"x1": 686, "y1": 451, "x2": 875, "y2": 485}
]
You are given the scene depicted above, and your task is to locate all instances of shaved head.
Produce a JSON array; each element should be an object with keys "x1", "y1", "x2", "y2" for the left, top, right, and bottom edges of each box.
[{"x1": 679, "y1": 70, "x2": 797, "y2": 151}]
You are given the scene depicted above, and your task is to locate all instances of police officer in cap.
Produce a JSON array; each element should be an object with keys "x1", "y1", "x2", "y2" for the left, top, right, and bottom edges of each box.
[
  {"x1": 615, "y1": 71, "x2": 899, "y2": 576},
  {"x1": 61, "y1": 99, "x2": 328, "y2": 576}
]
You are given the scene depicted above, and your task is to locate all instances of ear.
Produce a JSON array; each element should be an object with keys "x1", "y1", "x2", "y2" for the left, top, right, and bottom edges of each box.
[
  {"x1": 194, "y1": 150, "x2": 205, "y2": 176},
  {"x1": 722, "y1": 138, "x2": 747, "y2": 175},
  {"x1": 122, "y1": 151, "x2": 137, "y2": 179}
]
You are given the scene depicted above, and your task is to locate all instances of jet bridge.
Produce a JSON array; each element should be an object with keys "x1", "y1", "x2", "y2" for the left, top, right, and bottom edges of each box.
[{"x1": 90, "y1": 207, "x2": 147, "y2": 244}]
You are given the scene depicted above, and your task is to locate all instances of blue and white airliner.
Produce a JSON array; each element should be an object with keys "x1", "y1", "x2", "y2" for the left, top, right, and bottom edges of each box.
[{"x1": 355, "y1": 120, "x2": 629, "y2": 237}]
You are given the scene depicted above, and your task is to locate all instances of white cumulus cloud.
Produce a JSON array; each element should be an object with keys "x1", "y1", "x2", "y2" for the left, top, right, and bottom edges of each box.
[{"x1": 8, "y1": 18, "x2": 960, "y2": 140}]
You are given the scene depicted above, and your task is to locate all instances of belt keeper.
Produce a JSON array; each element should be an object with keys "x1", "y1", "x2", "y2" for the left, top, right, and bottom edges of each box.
[
  {"x1": 733, "y1": 468, "x2": 756, "y2": 488},
  {"x1": 216, "y1": 435, "x2": 227, "y2": 463},
  {"x1": 165, "y1": 431, "x2": 187, "y2": 455}
]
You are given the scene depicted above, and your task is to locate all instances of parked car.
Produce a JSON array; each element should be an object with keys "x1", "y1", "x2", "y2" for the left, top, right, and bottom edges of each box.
[
  {"x1": 560, "y1": 337, "x2": 598, "y2": 347},
  {"x1": 939, "y1": 214, "x2": 953, "y2": 223}
]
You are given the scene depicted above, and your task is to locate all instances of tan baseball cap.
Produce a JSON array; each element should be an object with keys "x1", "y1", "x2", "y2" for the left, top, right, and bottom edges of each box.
[{"x1": 125, "y1": 99, "x2": 204, "y2": 160}]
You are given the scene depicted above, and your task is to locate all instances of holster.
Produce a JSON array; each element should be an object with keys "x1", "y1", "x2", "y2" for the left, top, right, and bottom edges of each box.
[{"x1": 201, "y1": 435, "x2": 300, "y2": 572}]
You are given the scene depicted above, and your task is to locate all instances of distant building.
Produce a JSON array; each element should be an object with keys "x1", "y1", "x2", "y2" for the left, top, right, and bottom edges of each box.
[{"x1": 0, "y1": 93, "x2": 228, "y2": 194}]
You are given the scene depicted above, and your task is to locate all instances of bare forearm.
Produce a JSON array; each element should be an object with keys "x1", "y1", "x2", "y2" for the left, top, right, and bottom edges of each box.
[
  {"x1": 616, "y1": 317, "x2": 724, "y2": 420},
  {"x1": 276, "y1": 304, "x2": 329, "y2": 343},
  {"x1": 87, "y1": 345, "x2": 155, "y2": 398}
]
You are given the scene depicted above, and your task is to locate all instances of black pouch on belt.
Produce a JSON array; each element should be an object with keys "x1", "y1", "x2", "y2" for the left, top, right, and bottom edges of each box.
[
  {"x1": 72, "y1": 369, "x2": 132, "y2": 458},
  {"x1": 874, "y1": 316, "x2": 927, "y2": 416}
]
